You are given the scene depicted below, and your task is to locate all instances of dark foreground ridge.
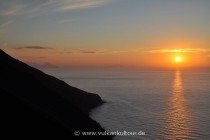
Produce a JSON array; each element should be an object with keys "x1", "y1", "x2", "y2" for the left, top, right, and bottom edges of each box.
[{"x1": 0, "y1": 49, "x2": 112, "y2": 140}]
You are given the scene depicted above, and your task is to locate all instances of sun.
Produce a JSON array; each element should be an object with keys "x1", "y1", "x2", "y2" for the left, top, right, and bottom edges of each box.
[{"x1": 175, "y1": 56, "x2": 182, "y2": 63}]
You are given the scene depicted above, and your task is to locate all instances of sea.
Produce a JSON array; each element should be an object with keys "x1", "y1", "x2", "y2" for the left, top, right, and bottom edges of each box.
[{"x1": 43, "y1": 68, "x2": 210, "y2": 140}]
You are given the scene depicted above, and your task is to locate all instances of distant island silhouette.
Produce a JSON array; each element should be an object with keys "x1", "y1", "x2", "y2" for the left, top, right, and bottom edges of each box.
[
  {"x1": 26, "y1": 61, "x2": 59, "y2": 69},
  {"x1": 0, "y1": 49, "x2": 112, "y2": 140}
]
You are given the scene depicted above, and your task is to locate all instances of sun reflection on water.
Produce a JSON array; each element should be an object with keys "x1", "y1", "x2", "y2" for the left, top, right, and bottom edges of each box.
[{"x1": 163, "y1": 71, "x2": 191, "y2": 139}]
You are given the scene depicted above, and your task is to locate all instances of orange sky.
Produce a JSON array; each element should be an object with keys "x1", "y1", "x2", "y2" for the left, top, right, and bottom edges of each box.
[
  {"x1": 5, "y1": 46, "x2": 210, "y2": 69},
  {"x1": 1, "y1": 0, "x2": 210, "y2": 69}
]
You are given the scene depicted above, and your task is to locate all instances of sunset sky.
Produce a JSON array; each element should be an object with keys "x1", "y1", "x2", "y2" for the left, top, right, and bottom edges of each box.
[{"x1": 0, "y1": 0, "x2": 210, "y2": 68}]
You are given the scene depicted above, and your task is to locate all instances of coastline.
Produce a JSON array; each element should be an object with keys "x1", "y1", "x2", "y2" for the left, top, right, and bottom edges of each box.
[{"x1": 0, "y1": 49, "x2": 112, "y2": 140}]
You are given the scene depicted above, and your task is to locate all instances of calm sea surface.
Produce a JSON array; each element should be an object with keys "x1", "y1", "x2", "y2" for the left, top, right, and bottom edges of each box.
[{"x1": 43, "y1": 68, "x2": 210, "y2": 140}]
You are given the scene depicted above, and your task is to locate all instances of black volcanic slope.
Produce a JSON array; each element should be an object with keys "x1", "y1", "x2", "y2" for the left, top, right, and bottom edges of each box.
[{"x1": 0, "y1": 49, "x2": 112, "y2": 140}]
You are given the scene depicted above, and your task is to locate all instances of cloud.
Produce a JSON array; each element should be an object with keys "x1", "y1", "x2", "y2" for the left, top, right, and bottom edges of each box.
[
  {"x1": 0, "y1": 20, "x2": 14, "y2": 28},
  {"x1": 62, "y1": 49, "x2": 127, "y2": 54},
  {"x1": 0, "y1": 4, "x2": 25, "y2": 16},
  {"x1": 147, "y1": 48, "x2": 210, "y2": 53},
  {"x1": 0, "y1": 0, "x2": 113, "y2": 17},
  {"x1": 53, "y1": 0, "x2": 111, "y2": 12},
  {"x1": 79, "y1": 49, "x2": 112, "y2": 54},
  {"x1": 81, "y1": 51, "x2": 97, "y2": 54},
  {"x1": 0, "y1": 20, "x2": 14, "y2": 38},
  {"x1": 14, "y1": 46, "x2": 53, "y2": 50},
  {"x1": 63, "y1": 51, "x2": 73, "y2": 54}
]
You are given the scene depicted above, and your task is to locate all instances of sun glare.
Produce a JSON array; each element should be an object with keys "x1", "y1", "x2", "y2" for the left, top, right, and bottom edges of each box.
[{"x1": 175, "y1": 56, "x2": 182, "y2": 63}]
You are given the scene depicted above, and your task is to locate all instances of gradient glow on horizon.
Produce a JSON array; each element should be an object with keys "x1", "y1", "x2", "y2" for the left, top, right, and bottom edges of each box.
[{"x1": 0, "y1": 0, "x2": 210, "y2": 68}]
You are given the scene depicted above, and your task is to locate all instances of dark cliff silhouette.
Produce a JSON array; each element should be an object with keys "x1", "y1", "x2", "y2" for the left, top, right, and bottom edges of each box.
[{"x1": 0, "y1": 49, "x2": 112, "y2": 140}]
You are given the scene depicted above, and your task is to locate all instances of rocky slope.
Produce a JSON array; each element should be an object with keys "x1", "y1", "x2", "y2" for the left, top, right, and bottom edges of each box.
[{"x1": 0, "y1": 49, "x2": 112, "y2": 140}]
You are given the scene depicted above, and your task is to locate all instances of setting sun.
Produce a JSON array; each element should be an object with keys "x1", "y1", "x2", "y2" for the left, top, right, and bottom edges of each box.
[{"x1": 175, "y1": 56, "x2": 182, "y2": 63}]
